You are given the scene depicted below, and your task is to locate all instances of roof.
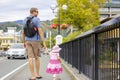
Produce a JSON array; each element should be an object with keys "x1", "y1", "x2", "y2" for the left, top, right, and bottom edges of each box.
[
  {"x1": 7, "y1": 27, "x2": 17, "y2": 30},
  {"x1": 75, "y1": 15, "x2": 120, "y2": 40}
]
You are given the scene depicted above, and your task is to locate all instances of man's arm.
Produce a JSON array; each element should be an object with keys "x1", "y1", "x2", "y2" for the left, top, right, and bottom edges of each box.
[
  {"x1": 22, "y1": 30, "x2": 25, "y2": 42},
  {"x1": 22, "y1": 30, "x2": 25, "y2": 43},
  {"x1": 22, "y1": 30, "x2": 26, "y2": 48},
  {"x1": 38, "y1": 28, "x2": 47, "y2": 49}
]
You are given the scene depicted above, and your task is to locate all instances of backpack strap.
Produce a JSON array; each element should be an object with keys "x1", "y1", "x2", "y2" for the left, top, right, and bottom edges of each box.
[
  {"x1": 27, "y1": 16, "x2": 34, "y2": 21},
  {"x1": 26, "y1": 16, "x2": 34, "y2": 27}
]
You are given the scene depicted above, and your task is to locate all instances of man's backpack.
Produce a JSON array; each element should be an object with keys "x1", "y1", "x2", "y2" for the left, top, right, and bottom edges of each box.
[{"x1": 24, "y1": 17, "x2": 38, "y2": 37}]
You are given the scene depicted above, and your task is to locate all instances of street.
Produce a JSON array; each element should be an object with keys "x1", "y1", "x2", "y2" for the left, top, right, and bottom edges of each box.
[
  {"x1": 0, "y1": 57, "x2": 28, "y2": 80},
  {"x1": 0, "y1": 55, "x2": 75, "y2": 80}
]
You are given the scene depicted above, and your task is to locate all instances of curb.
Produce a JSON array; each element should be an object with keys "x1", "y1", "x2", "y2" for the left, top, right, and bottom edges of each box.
[
  {"x1": 61, "y1": 59, "x2": 80, "y2": 80},
  {"x1": 61, "y1": 58, "x2": 90, "y2": 80}
]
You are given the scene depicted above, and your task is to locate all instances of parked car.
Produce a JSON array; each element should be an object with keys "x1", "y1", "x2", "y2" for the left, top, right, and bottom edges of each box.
[
  {"x1": 2, "y1": 51, "x2": 8, "y2": 57},
  {"x1": 0, "y1": 50, "x2": 7, "y2": 57},
  {"x1": 7, "y1": 43, "x2": 27, "y2": 59},
  {"x1": 0, "y1": 50, "x2": 4, "y2": 57}
]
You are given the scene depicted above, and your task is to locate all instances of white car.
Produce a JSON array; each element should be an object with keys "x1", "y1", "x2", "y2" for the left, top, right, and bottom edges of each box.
[{"x1": 7, "y1": 43, "x2": 27, "y2": 59}]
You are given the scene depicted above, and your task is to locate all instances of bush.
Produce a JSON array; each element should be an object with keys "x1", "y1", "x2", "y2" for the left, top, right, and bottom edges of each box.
[
  {"x1": 63, "y1": 31, "x2": 82, "y2": 43},
  {"x1": 40, "y1": 37, "x2": 55, "y2": 48}
]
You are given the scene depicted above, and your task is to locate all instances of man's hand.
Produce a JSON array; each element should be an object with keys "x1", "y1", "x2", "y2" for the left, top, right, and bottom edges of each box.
[
  {"x1": 24, "y1": 42, "x2": 26, "y2": 48},
  {"x1": 43, "y1": 42, "x2": 47, "y2": 49}
]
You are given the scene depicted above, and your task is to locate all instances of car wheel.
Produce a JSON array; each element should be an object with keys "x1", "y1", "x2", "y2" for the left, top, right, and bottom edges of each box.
[
  {"x1": 7, "y1": 57, "x2": 10, "y2": 59},
  {"x1": 24, "y1": 56, "x2": 28, "y2": 59}
]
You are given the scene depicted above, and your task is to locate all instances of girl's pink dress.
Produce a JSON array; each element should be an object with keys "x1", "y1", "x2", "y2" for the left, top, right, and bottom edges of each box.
[{"x1": 46, "y1": 52, "x2": 63, "y2": 74}]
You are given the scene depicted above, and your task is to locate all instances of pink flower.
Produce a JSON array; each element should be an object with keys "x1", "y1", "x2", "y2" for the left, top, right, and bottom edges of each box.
[
  {"x1": 50, "y1": 24, "x2": 58, "y2": 29},
  {"x1": 61, "y1": 24, "x2": 69, "y2": 29}
]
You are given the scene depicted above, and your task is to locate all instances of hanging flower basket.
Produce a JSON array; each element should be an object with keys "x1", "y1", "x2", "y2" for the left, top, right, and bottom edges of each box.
[
  {"x1": 61, "y1": 24, "x2": 69, "y2": 29},
  {"x1": 50, "y1": 24, "x2": 58, "y2": 29}
]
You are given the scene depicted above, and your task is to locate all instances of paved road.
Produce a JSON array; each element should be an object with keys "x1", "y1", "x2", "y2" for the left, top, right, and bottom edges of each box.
[
  {"x1": 0, "y1": 57, "x2": 27, "y2": 79},
  {"x1": 0, "y1": 57, "x2": 4, "y2": 61},
  {"x1": 9, "y1": 55, "x2": 75, "y2": 80}
]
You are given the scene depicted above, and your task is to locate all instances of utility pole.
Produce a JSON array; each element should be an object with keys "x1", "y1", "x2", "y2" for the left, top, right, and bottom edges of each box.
[
  {"x1": 49, "y1": 31, "x2": 52, "y2": 49},
  {"x1": 108, "y1": 0, "x2": 112, "y2": 17}
]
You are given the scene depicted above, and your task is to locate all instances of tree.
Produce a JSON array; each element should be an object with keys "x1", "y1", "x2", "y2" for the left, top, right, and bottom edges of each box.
[{"x1": 55, "y1": 0, "x2": 105, "y2": 32}]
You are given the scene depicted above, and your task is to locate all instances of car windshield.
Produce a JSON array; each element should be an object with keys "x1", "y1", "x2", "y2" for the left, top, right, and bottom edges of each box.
[{"x1": 10, "y1": 44, "x2": 24, "y2": 49}]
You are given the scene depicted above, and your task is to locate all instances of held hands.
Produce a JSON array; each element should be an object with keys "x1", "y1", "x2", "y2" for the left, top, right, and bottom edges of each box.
[
  {"x1": 45, "y1": 48, "x2": 49, "y2": 54},
  {"x1": 43, "y1": 42, "x2": 49, "y2": 55}
]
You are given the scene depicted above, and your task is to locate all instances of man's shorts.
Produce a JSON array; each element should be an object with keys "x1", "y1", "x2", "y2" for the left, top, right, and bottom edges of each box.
[{"x1": 26, "y1": 41, "x2": 41, "y2": 58}]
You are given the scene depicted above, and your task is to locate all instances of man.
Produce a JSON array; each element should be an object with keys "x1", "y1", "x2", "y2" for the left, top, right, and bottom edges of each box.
[{"x1": 22, "y1": 8, "x2": 47, "y2": 80}]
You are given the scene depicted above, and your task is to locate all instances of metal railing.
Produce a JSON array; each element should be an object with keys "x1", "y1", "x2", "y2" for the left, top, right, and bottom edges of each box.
[{"x1": 60, "y1": 16, "x2": 120, "y2": 80}]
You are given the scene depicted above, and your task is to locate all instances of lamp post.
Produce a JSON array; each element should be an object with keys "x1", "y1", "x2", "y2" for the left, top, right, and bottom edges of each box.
[
  {"x1": 51, "y1": 4, "x2": 67, "y2": 45},
  {"x1": 14, "y1": 27, "x2": 17, "y2": 43},
  {"x1": 108, "y1": 0, "x2": 112, "y2": 17}
]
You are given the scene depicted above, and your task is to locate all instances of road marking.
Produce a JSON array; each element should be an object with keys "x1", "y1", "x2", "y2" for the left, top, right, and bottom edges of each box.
[{"x1": 0, "y1": 62, "x2": 28, "y2": 80}]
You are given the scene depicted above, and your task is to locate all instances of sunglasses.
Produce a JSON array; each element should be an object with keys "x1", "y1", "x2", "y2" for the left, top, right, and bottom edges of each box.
[{"x1": 36, "y1": 11, "x2": 39, "y2": 13}]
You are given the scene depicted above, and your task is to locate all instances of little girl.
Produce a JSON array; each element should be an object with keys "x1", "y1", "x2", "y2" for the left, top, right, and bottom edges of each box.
[{"x1": 46, "y1": 45, "x2": 63, "y2": 80}]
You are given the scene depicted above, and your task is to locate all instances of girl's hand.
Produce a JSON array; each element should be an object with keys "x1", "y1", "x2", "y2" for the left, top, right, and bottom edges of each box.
[
  {"x1": 59, "y1": 59, "x2": 61, "y2": 63},
  {"x1": 58, "y1": 57, "x2": 61, "y2": 63}
]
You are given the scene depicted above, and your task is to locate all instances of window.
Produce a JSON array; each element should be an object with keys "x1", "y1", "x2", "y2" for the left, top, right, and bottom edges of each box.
[
  {"x1": 10, "y1": 40, "x2": 13, "y2": 43},
  {"x1": 2, "y1": 40, "x2": 5, "y2": 43}
]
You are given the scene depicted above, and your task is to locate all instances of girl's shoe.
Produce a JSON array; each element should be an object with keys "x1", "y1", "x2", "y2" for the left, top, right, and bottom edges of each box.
[
  {"x1": 29, "y1": 78, "x2": 36, "y2": 80},
  {"x1": 53, "y1": 77, "x2": 61, "y2": 80}
]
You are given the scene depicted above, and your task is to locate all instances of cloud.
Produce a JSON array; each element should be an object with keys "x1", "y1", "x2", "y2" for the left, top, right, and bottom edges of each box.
[{"x1": 0, "y1": 0, "x2": 57, "y2": 22}]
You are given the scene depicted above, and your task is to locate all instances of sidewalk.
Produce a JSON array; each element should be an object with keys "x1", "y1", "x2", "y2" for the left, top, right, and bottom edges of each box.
[{"x1": 9, "y1": 55, "x2": 75, "y2": 80}]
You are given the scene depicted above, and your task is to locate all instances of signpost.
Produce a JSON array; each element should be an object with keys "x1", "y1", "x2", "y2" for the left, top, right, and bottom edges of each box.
[{"x1": 55, "y1": 35, "x2": 63, "y2": 45}]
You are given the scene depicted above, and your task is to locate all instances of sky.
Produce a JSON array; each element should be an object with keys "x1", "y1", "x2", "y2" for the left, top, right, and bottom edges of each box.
[{"x1": 0, "y1": 0, "x2": 57, "y2": 22}]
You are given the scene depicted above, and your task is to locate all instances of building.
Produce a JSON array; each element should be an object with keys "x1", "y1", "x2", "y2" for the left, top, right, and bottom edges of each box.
[
  {"x1": 0, "y1": 27, "x2": 21, "y2": 51},
  {"x1": 7, "y1": 27, "x2": 16, "y2": 34},
  {"x1": 0, "y1": 30, "x2": 3, "y2": 36},
  {"x1": 100, "y1": 0, "x2": 120, "y2": 20},
  {"x1": 0, "y1": 37, "x2": 14, "y2": 50}
]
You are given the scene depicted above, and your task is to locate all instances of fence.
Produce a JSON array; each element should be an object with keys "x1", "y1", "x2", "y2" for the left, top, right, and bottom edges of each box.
[{"x1": 60, "y1": 16, "x2": 120, "y2": 80}]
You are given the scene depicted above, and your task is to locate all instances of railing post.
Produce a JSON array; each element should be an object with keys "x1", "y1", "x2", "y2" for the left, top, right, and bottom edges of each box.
[
  {"x1": 78, "y1": 39, "x2": 81, "y2": 73},
  {"x1": 93, "y1": 34, "x2": 99, "y2": 80},
  {"x1": 71, "y1": 41, "x2": 74, "y2": 67}
]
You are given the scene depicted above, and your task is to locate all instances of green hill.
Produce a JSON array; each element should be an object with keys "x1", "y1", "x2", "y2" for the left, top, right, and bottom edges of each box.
[{"x1": 0, "y1": 22, "x2": 21, "y2": 32}]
